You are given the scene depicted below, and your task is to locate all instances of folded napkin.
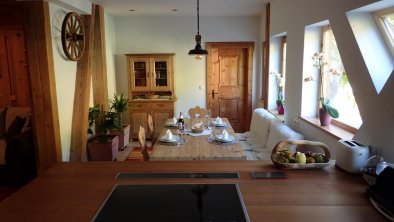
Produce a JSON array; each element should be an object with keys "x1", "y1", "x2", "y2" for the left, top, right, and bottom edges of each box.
[
  {"x1": 164, "y1": 129, "x2": 173, "y2": 140},
  {"x1": 215, "y1": 117, "x2": 223, "y2": 124},
  {"x1": 171, "y1": 117, "x2": 177, "y2": 124},
  {"x1": 221, "y1": 129, "x2": 229, "y2": 140}
]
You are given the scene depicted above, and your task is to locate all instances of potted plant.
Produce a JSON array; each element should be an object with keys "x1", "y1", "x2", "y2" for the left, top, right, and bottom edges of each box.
[
  {"x1": 109, "y1": 92, "x2": 128, "y2": 125},
  {"x1": 270, "y1": 71, "x2": 285, "y2": 115},
  {"x1": 276, "y1": 92, "x2": 285, "y2": 115},
  {"x1": 88, "y1": 104, "x2": 100, "y2": 137},
  {"x1": 310, "y1": 52, "x2": 340, "y2": 126},
  {"x1": 87, "y1": 105, "x2": 122, "y2": 161},
  {"x1": 109, "y1": 93, "x2": 130, "y2": 150}
]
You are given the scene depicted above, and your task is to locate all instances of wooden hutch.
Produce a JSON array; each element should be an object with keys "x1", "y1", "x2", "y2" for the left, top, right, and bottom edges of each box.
[{"x1": 126, "y1": 53, "x2": 175, "y2": 139}]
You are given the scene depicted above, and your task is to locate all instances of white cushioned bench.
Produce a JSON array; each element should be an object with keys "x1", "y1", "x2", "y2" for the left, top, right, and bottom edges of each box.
[{"x1": 237, "y1": 108, "x2": 303, "y2": 160}]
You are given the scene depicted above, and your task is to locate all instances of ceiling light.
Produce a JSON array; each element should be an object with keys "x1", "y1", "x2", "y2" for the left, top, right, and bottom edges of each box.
[{"x1": 188, "y1": 0, "x2": 208, "y2": 59}]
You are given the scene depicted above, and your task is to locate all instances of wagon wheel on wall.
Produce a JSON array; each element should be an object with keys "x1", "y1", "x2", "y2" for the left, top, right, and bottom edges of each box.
[{"x1": 61, "y1": 12, "x2": 85, "y2": 61}]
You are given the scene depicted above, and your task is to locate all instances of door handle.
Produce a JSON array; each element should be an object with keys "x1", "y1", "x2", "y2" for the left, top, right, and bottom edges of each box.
[{"x1": 211, "y1": 90, "x2": 219, "y2": 99}]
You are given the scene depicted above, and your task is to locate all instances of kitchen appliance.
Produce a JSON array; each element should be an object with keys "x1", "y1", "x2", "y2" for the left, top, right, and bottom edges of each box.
[
  {"x1": 336, "y1": 140, "x2": 369, "y2": 173},
  {"x1": 92, "y1": 183, "x2": 250, "y2": 221}
]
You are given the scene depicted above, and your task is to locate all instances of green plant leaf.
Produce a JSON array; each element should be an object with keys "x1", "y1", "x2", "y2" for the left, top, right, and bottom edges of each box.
[{"x1": 325, "y1": 105, "x2": 339, "y2": 118}]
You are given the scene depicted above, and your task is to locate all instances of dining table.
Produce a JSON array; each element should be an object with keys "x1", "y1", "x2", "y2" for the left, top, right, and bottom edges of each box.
[{"x1": 151, "y1": 118, "x2": 247, "y2": 160}]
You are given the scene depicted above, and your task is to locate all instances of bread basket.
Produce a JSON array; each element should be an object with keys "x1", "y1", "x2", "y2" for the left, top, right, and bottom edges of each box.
[
  {"x1": 146, "y1": 94, "x2": 159, "y2": 99},
  {"x1": 271, "y1": 140, "x2": 332, "y2": 169}
]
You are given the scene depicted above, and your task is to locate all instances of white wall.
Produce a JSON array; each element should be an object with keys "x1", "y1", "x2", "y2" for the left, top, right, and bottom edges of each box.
[
  {"x1": 49, "y1": 3, "x2": 79, "y2": 161},
  {"x1": 48, "y1": 1, "x2": 117, "y2": 161},
  {"x1": 270, "y1": 0, "x2": 394, "y2": 162},
  {"x1": 113, "y1": 16, "x2": 260, "y2": 116}
]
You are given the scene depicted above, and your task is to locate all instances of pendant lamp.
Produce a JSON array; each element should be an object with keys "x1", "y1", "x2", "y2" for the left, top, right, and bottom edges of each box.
[{"x1": 188, "y1": 0, "x2": 208, "y2": 59}]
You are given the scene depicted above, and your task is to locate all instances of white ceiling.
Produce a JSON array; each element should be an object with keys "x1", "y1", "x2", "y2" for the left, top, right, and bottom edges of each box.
[{"x1": 89, "y1": 0, "x2": 268, "y2": 17}]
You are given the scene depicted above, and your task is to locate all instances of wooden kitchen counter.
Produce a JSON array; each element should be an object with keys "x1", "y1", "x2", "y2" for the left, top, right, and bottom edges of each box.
[{"x1": 0, "y1": 161, "x2": 386, "y2": 221}]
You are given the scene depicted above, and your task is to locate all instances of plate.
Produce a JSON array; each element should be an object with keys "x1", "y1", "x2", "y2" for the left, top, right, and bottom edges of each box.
[
  {"x1": 215, "y1": 135, "x2": 236, "y2": 143},
  {"x1": 159, "y1": 136, "x2": 179, "y2": 143},
  {"x1": 213, "y1": 122, "x2": 227, "y2": 127}
]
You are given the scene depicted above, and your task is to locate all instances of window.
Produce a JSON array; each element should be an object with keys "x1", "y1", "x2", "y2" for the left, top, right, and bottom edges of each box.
[
  {"x1": 374, "y1": 7, "x2": 394, "y2": 58},
  {"x1": 321, "y1": 26, "x2": 362, "y2": 129}
]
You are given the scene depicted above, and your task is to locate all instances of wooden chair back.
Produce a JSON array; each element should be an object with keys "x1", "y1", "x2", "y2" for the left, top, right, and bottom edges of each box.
[
  {"x1": 147, "y1": 114, "x2": 156, "y2": 146},
  {"x1": 188, "y1": 106, "x2": 207, "y2": 119},
  {"x1": 138, "y1": 126, "x2": 149, "y2": 161}
]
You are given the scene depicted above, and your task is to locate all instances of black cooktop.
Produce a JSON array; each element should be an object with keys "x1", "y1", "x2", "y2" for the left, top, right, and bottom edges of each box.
[
  {"x1": 116, "y1": 172, "x2": 240, "y2": 179},
  {"x1": 92, "y1": 183, "x2": 249, "y2": 222}
]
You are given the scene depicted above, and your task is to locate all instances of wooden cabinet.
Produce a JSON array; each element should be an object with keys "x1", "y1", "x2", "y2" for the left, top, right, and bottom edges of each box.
[
  {"x1": 127, "y1": 54, "x2": 174, "y2": 92},
  {"x1": 127, "y1": 53, "x2": 176, "y2": 139},
  {"x1": 129, "y1": 101, "x2": 174, "y2": 139}
]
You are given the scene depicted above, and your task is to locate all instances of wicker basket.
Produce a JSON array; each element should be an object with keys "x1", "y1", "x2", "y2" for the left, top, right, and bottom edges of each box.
[{"x1": 271, "y1": 140, "x2": 332, "y2": 169}]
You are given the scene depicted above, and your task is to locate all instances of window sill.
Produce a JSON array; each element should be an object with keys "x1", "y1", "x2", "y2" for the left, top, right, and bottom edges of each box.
[{"x1": 299, "y1": 116, "x2": 354, "y2": 140}]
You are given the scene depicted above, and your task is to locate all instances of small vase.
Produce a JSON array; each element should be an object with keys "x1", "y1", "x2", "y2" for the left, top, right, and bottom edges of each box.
[
  {"x1": 277, "y1": 103, "x2": 284, "y2": 115},
  {"x1": 319, "y1": 108, "x2": 332, "y2": 126}
]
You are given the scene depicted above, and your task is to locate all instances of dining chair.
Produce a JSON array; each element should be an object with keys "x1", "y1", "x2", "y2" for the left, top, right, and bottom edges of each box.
[
  {"x1": 147, "y1": 114, "x2": 156, "y2": 146},
  {"x1": 188, "y1": 106, "x2": 207, "y2": 119},
  {"x1": 138, "y1": 126, "x2": 150, "y2": 161}
]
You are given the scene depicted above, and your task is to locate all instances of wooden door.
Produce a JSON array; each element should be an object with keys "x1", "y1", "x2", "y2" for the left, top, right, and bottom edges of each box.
[
  {"x1": 0, "y1": 29, "x2": 31, "y2": 107},
  {"x1": 206, "y1": 42, "x2": 254, "y2": 133}
]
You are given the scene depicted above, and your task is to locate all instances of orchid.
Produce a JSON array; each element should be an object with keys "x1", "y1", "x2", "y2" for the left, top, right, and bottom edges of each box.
[
  {"x1": 311, "y1": 52, "x2": 339, "y2": 118},
  {"x1": 270, "y1": 71, "x2": 285, "y2": 105}
]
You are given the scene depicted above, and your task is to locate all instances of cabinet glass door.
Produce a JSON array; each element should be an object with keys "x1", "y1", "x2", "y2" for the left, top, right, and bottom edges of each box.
[
  {"x1": 153, "y1": 59, "x2": 171, "y2": 91},
  {"x1": 131, "y1": 58, "x2": 150, "y2": 91}
]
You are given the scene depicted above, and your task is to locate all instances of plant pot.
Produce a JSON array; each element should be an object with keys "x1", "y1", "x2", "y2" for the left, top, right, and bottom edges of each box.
[
  {"x1": 277, "y1": 103, "x2": 284, "y2": 115},
  {"x1": 319, "y1": 108, "x2": 332, "y2": 126},
  {"x1": 110, "y1": 124, "x2": 130, "y2": 151},
  {"x1": 87, "y1": 135, "x2": 119, "y2": 161}
]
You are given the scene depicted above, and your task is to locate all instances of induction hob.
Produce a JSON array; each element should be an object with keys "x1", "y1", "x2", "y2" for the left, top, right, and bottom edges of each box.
[{"x1": 92, "y1": 183, "x2": 249, "y2": 222}]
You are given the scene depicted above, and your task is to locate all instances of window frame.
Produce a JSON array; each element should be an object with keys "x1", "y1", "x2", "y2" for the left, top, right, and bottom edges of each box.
[
  {"x1": 321, "y1": 25, "x2": 359, "y2": 134},
  {"x1": 373, "y1": 6, "x2": 394, "y2": 59}
]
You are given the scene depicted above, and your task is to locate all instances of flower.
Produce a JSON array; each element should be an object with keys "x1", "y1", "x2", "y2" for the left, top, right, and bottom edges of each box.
[
  {"x1": 270, "y1": 71, "x2": 285, "y2": 105},
  {"x1": 310, "y1": 52, "x2": 339, "y2": 118}
]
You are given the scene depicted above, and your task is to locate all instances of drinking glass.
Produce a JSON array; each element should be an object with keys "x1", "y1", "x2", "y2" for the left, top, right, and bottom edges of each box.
[{"x1": 205, "y1": 109, "x2": 211, "y2": 129}]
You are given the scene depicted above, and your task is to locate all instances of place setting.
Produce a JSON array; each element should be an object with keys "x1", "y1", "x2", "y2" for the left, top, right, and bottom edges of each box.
[
  {"x1": 165, "y1": 117, "x2": 179, "y2": 128},
  {"x1": 211, "y1": 117, "x2": 229, "y2": 128},
  {"x1": 187, "y1": 119, "x2": 212, "y2": 137},
  {"x1": 208, "y1": 129, "x2": 238, "y2": 145},
  {"x1": 158, "y1": 129, "x2": 185, "y2": 146}
]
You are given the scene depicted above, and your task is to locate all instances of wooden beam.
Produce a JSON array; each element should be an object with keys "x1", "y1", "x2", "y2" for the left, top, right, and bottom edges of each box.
[
  {"x1": 21, "y1": 1, "x2": 62, "y2": 171},
  {"x1": 69, "y1": 5, "x2": 96, "y2": 162},
  {"x1": 263, "y1": 3, "x2": 270, "y2": 109},
  {"x1": 92, "y1": 4, "x2": 109, "y2": 110}
]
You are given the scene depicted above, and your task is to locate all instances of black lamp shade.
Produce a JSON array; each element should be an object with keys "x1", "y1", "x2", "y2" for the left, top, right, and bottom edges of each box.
[
  {"x1": 188, "y1": 44, "x2": 208, "y2": 55},
  {"x1": 188, "y1": 34, "x2": 208, "y2": 55}
]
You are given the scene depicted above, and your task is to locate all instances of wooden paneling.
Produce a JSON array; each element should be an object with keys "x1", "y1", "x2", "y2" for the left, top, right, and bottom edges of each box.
[
  {"x1": 21, "y1": 1, "x2": 62, "y2": 171},
  {"x1": 70, "y1": 6, "x2": 96, "y2": 162},
  {"x1": 0, "y1": 30, "x2": 31, "y2": 107}
]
